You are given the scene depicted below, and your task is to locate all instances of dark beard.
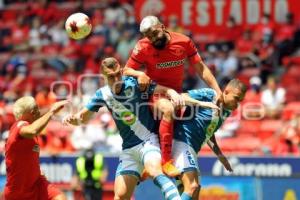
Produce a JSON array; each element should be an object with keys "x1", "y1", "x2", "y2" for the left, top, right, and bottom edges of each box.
[{"x1": 153, "y1": 35, "x2": 168, "y2": 50}]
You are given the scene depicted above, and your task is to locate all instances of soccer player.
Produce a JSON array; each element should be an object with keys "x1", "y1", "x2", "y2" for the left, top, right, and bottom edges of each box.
[
  {"x1": 173, "y1": 79, "x2": 247, "y2": 200},
  {"x1": 63, "y1": 57, "x2": 186, "y2": 200},
  {"x1": 4, "y1": 97, "x2": 68, "y2": 200},
  {"x1": 123, "y1": 15, "x2": 222, "y2": 176}
]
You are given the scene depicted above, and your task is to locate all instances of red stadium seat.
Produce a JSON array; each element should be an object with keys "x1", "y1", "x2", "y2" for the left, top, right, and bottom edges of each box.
[
  {"x1": 81, "y1": 43, "x2": 98, "y2": 57},
  {"x1": 88, "y1": 35, "x2": 105, "y2": 46},
  {"x1": 217, "y1": 137, "x2": 238, "y2": 152},
  {"x1": 287, "y1": 56, "x2": 300, "y2": 65},
  {"x1": 81, "y1": 36, "x2": 106, "y2": 57},
  {"x1": 285, "y1": 93, "x2": 298, "y2": 103},
  {"x1": 236, "y1": 120, "x2": 261, "y2": 136},
  {"x1": 281, "y1": 74, "x2": 299, "y2": 87},
  {"x1": 281, "y1": 101, "x2": 300, "y2": 120},
  {"x1": 259, "y1": 120, "x2": 283, "y2": 140},
  {"x1": 287, "y1": 66, "x2": 300, "y2": 76},
  {"x1": 2, "y1": 9, "x2": 17, "y2": 21},
  {"x1": 286, "y1": 85, "x2": 300, "y2": 102},
  {"x1": 236, "y1": 74, "x2": 250, "y2": 87},
  {"x1": 235, "y1": 135, "x2": 261, "y2": 153},
  {"x1": 216, "y1": 136, "x2": 260, "y2": 155}
]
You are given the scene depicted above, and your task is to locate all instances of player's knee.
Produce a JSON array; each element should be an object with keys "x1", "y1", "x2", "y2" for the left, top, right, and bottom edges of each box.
[
  {"x1": 185, "y1": 182, "x2": 200, "y2": 196},
  {"x1": 161, "y1": 104, "x2": 175, "y2": 119},
  {"x1": 145, "y1": 160, "x2": 163, "y2": 178},
  {"x1": 147, "y1": 166, "x2": 162, "y2": 178}
]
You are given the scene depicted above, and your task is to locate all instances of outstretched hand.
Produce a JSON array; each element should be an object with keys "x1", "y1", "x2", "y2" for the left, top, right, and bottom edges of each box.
[
  {"x1": 167, "y1": 89, "x2": 185, "y2": 108},
  {"x1": 62, "y1": 114, "x2": 78, "y2": 126},
  {"x1": 50, "y1": 100, "x2": 70, "y2": 114},
  {"x1": 137, "y1": 72, "x2": 151, "y2": 91}
]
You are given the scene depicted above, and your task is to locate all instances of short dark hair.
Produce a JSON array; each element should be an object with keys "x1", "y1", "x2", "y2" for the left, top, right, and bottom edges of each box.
[
  {"x1": 227, "y1": 79, "x2": 247, "y2": 95},
  {"x1": 101, "y1": 57, "x2": 118, "y2": 71}
]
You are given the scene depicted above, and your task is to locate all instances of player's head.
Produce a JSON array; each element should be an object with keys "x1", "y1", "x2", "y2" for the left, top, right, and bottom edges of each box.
[
  {"x1": 13, "y1": 96, "x2": 40, "y2": 122},
  {"x1": 140, "y1": 16, "x2": 169, "y2": 50},
  {"x1": 222, "y1": 79, "x2": 247, "y2": 110},
  {"x1": 101, "y1": 57, "x2": 123, "y2": 93}
]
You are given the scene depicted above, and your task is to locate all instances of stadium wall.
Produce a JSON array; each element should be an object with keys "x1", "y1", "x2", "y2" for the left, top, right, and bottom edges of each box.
[{"x1": 135, "y1": 0, "x2": 300, "y2": 35}]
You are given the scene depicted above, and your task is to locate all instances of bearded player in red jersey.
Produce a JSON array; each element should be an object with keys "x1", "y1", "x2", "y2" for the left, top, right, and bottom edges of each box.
[
  {"x1": 124, "y1": 16, "x2": 222, "y2": 176},
  {"x1": 4, "y1": 96, "x2": 68, "y2": 200}
]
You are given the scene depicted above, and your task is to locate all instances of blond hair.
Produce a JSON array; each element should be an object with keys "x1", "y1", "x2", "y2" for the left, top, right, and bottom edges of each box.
[{"x1": 13, "y1": 96, "x2": 36, "y2": 120}]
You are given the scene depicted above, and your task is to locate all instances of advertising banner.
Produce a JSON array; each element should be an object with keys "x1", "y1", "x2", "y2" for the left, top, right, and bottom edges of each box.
[
  {"x1": 199, "y1": 156, "x2": 300, "y2": 177},
  {"x1": 135, "y1": 177, "x2": 300, "y2": 200},
  {"x1": 135, "y1": 176, "x2": 257, "y2": 200},
  {"x1": 1, "y1": 155, "x2": 300, "y2": 199},
  {"x1": 0, "y1": 155, "x2": 300, "y2": 185},
  {"x1": 261, "y1": 178, "x2": 300, "y2": 200},
  {"x1": 134, "y1": 0, "x2": 300, "y2": 35},
  {"x1": 201, "y1": 176, "x2": 257, "y2": 200}
]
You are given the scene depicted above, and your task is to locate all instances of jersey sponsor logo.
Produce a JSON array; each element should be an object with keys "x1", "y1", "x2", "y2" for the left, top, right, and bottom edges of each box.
[
  {"x1": 101, "y1": 86, "x2": 154, "y2": 141},
  {"x1": 105, "y1": 95, "x2": 137, "y2": 125},
  {"x1": 32, "y1": 144, "x2": 40, "y2": 153},
  {"x1": 156, "y1": 58, "x2": 185, "y2": 69},
  {"x1": 206, "y1": 120, "x2": 218, "y2": 135},
  {"x1": 121, "y1": 111, "x2": 136, "y2": 126}
]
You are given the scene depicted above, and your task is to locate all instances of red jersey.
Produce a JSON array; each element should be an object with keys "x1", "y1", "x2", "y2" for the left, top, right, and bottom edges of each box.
[
  {"x1": 126, "y1": 32, "x2": 202, "y2": 92},
  {"x1": 4, "y1": 121, "x2": 41, "y2": 199}
]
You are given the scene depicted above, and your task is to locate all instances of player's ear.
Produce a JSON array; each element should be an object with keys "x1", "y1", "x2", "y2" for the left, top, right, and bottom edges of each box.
[
  {"x1": 161, "y1": 24, "x2": 166, "y2": 30},
  {"x1": 223, "y1": 89, "x2": 229, "y2": 95}
]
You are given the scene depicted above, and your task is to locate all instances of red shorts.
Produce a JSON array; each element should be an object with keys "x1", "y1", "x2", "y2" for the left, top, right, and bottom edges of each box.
[{"x1": 4, "y1": 176, "x2": 62, "y2": 200}]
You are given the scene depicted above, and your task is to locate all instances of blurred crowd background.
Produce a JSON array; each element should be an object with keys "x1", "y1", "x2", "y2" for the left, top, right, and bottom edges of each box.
[{"x1": 0, "y1": 0, "x2": 300, "y2": 156}]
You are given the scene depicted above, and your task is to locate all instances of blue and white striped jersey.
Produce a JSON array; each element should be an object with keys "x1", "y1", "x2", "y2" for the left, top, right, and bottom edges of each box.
[
  {"x1": 174, "y1": 88, "x2": 231, "y2": 153},
  {"x1": 86, "y1": 76, "x2": 157, "y2": 150}
]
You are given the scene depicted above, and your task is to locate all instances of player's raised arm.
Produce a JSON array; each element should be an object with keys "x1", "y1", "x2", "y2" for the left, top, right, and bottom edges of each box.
[
  {"x1": 64, "y1": 77, "x2": 107, "y2": 126},
  {"x1": 123, "y1": 39, "x2": 150, "y2": 91},
  {"x1": 186, "y1": 37, "x2": 222, "y2": 99},
  {"x1": 123, "y1": 66, "x2": 150, "y2": 92},
  {"x1": 195, "y1": 61, "x2": 222, "y2": 98},
  {"x1": 207, "y1": 134, "x2": 233, "y2": 172},
  {"x1": 19, "y1": 100, "x2": 69, "y2": 138},
  {"x1": 181, "y1": 93, "x2": 220, "y2": 110}
]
